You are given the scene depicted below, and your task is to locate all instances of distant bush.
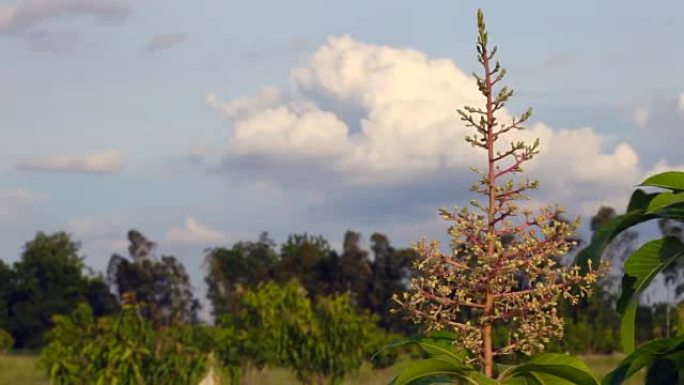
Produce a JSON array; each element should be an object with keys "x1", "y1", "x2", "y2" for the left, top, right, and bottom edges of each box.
[
  {"x1": 222, "y1": 280, "x2": 389, "y2": 385},
  {"x1": 40, "y1": 303, "x2": 208, "y2": 385},
  {"x1": 0, "y1": 329, "x2": 13, "y2": 353}
]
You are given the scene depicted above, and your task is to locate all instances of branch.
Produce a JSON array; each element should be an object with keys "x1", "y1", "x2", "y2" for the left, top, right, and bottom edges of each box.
[
  {"x1": 490, "y1": 208, "x2": 514, "y2": 226},
  {"x1": 440, "y1": 255, "x2": 469, "y2": 270},
  {"x1": 494, "y1": 220, "x2": 536, "y2": 236},
  {"x1": 495, "y1": 186, "x2": 528, "y2": 201},
  {"x1": 492, "y1": 282, "x2": 570, "y2": 299},
  {"x1": 493, "y1": 147, "x2": 518, "y2": 162},
  {"x1": 420, "y1": 289, "x2": 486, "y2": 309},
  {"x1": 495, "y1": 155, "x2": 528, "y2": 178}
]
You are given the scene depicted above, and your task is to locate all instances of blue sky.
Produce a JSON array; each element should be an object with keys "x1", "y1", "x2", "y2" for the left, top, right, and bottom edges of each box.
[{"x1": 1, "y1": 0, "x2": 683, "y2": 300}]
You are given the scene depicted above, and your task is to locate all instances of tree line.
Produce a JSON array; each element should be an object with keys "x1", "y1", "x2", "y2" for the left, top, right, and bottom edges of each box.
[{"x1": 0, "y1": 207, "x2": 681, "y2": 352}]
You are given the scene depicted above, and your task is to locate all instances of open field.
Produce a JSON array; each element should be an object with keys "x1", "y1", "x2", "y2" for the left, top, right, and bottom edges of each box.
[{"x1": 0, "y1": 353, "x2": 643, "y2": 385}]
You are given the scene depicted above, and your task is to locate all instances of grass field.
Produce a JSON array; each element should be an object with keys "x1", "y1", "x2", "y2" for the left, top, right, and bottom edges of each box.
[{"x1": 0, "y1": 353, "x2": 642, "y2": 385}]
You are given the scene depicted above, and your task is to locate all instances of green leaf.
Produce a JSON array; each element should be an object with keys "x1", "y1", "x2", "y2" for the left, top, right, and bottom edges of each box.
[
  {"x1": 646, "y1": 191, "x2": 684, "y2": 213},
  {"x1": 617, "y1": 237, "x2": 684, "y2": 353},
  {"x1": 417, "y1": 332, "x2": 467, "y2": 365},
  {"x1": 639, "y1": 171, "x2": 684, "y2": 191},
  {"x1": 603, "y1": 336, "x2": 684, "y2": 385},
  {"x1": 376, "y1": 332, "x2": 466, "y2": 367},
  {"x1": 574, "y1": 188, "x2": 684, "y2": 273},
  {"x1": 390, "y1": 357, "x2": 473, "y2": 385},
  {"x1": 574, "y1": 209, "x2": 654, "y2": 273},
  {"x1": 500, "y1": 353, "x2": 599, "y2": 385}
]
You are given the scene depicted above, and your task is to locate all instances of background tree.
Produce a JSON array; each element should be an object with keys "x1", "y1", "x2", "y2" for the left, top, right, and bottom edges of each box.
[
  {"x1": 107, "y1": 230, "x2": 198, "y2": 326},
  {"x1": 367, "y1": 233, "x2": 416, "y2": 333},
  {"x1": 276, "y1": 234, "x2": 335, "y2": 298},
  {"x1": 205, "y1": 232, "x2": 279, "y2": 316},
  {"x1": 7, "y1": 232, "x2": 117, "y2": 348},
  {"x1": 339, "y1": 231, "x2": 372, "y2": 305},
  {"x1": 0, "y1": 260, "x2": 12, "y2": 333}
]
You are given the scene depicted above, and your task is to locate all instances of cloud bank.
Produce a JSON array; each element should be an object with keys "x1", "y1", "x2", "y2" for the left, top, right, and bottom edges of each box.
[
  {"x1": 206, "y1": 36, "x2": 653, "y2": 217},
  {"x1": 17, "y1": 149, "x2": 125, "y2": 174}
]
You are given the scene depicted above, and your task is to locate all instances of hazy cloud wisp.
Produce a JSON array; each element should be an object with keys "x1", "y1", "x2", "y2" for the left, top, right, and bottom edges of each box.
[
  {"x1": 166, "y1": 217, "x2": 227, "y2": 245},
  {"x1": 0, "y1": 0, "x2": 131, "y2": 33},
  {"x1": 145, "y1": 32, "x2": 186, "y2": 53},
  {"x1": 17, "y1": 149, "x2": 125, "y2": 174}
]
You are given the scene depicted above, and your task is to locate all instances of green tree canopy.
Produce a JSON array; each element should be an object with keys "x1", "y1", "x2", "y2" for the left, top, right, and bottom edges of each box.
[
  {"x1": 7, "y1": 232, "x2": 117, "y2": 348},
  {"x1": 107, "y1": 230, "x2": 198, "y2": 326}
]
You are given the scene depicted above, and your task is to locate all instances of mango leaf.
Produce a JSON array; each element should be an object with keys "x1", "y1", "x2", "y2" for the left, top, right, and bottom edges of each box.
[
  {"x1": 617, "y1": 237, "x2": 684, "y2": 353},
  {"x1": 499, "y1": 353, "x2": 599, "y2": 385},
  {"x1": 646, "y1": 191, "x2": 684, "y2": 213},
  {"x1": 639, "y1": 171, "x2": 684, "y2": 191},
  {"x1": 417, "y1": 332, "x2": 468, "y2": 365},
  {"x1": 603, "y1": 336, "x2": 684, "y2": 385},
  {"x1": 376, "y1": 332, "x2": 467, "y2": 367},
  {"x1": 390, "y1": 357, "x2": 474, "y2": 385},
  {"x1": 574, "y1": 188, "x2": 684, "y2": 273}
]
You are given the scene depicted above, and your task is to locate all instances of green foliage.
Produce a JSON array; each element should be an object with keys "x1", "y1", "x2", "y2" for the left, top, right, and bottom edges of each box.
[
  {"x1": 205, "y1": 232, "x2": 279, "y2": 315},
  {"x1": 603, "y1": 336, "x2": 684, "y2": 385},
  {"x1": 277, "y1": 234, "x2": 337, "y2": 298},
  {"x1": 206, "y1": 230, "x2": 418, "y2": 338},
  {"x1": 228, "y1": 281, "x2": 383, "y2": 385},
  {"x1": 0, "y1": 329, "x2": 13, "y2": 353},
  {"x1": 576, "y1": 170, "x2": 684, "y2": 383},
  {"x1": 107, "y1": 230, "x2": 198, "y2": 326},
  {"x1": 7, "y1": 232, "x2": 118, "y2": 348},
  {"x1": 40, "y1": 303, "x2": 208, "y2": 385},
  {"x1": 388, "y1": 335, "x2": 600, "y2": 385},
  {"x1": 0, "y1": 260, "x2": 12, "y2": 332},
  {"x1": 312, "y1": 295, "x2": 377, "y2": 384},
  {"x1": 617, "y1": 237, "x2": 683, "y2": 352}
]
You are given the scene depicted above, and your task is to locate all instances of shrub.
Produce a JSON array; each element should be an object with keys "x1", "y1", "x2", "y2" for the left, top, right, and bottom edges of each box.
[
  {"x1": 40, "y1": 303, "x2": 208, "y2": 385},
  {"x1": 0, "y1": 329, "x2": 13, "y2": 353}
]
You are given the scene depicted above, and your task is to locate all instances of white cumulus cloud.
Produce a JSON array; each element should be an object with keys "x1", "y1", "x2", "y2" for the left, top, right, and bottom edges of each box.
[
  {"x1": 678, "y1": 93, "x2": 684, "y2": 117},
  {"x1": 206, "y1": 35, "x2": 663, "y2": 216},
  {"x1": 166, "y1": 217, "x2": 227, "y2": 245},
  {"x1": 17, "y1": 149, "x2": 125, "y2": 174}
]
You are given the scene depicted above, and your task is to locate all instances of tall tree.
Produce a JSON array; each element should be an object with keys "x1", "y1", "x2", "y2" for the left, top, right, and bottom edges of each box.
[
  {"x1": 277, "y1": 234, "x2": 333, "y2": 298},
  {"x1": 339, "y1": 231, "x2": 372, "y2": 305},
  {"x1": 367, "y1": 233, "x2": 416, "y2": 332},
  {"x1": 107, "y1": 230, "x2": 198, "y2": 326},
  {"x1": 8, "y1": 232, "x2": 117, "y2": 348},
  {"x1": 0, "y1": 260, "x2": 13, "y2": 332},
  {"x1": 205, "y1": 232, "x2": 279, "y2": 316}
]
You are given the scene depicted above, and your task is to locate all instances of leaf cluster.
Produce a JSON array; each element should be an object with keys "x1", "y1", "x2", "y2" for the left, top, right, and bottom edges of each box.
[
  {"x1": 39, "y1": 303, "x2": 208, "y2": 385},
  {"x1": 575, "y1": 170, "x2": 684, "y2": 384}
]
